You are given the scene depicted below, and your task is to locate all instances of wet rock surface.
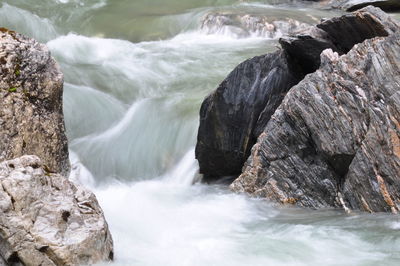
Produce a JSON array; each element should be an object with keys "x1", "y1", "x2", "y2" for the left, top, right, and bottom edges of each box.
[
  {"x1": 0, "y1": 28, "x2": 69, "y2": 176},
  {"x1": 196, "y1": 50, "x2": 303, "y2": 182},
  {"x1": 0, "y1": 155, "x2": 114, "y2": 265},
  {"x1": 196, "y1": 6, "x2": 397, "y2": 184},
  {"x1": 231, "y1": 22, "x2": 400, "y2": 212}
]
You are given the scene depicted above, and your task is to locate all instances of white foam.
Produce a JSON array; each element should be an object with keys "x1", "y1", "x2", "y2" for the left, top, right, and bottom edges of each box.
[
  {"x1": 93, "y1": 180, "x2": 261, "y2": 266},
  {"x1": 390, "y1": 221, "x2": 400, "y2": 230},
  {"x1": 87, "y1": 99, "x2": 146, "y2": 142},
  {"x1": 69, "y1": 150, "x2": 96, "y2": 188},
  {"x1": 63, "y1": 83, "x2": 126, "y2": 140},
  {"x1": 54, "y1": 0, "x2": 107, "y2": 8},
  {"x1": 163, "y1": 147, "x2": 199, "y2": 186}
]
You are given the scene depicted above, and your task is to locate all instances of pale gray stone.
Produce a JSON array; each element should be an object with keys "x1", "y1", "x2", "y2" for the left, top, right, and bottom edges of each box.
[{"x1": 0, "y1": 155, "x2": 113, "y2": 265}]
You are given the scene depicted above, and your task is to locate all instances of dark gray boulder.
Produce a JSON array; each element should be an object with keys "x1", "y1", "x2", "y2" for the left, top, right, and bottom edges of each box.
[
  {"x1": 279, "y1": 27, "x2": 338, "y2": 74},
  {"x1": 316, "y1": 6, "x2": 398, "y2": 52},
  {"x1": 196, "y1": 6, "x2": 397, "y2": 183},
  {"x1": 196, "y1": 51, "x2": 303, "y2": 182},
  {"x1": 231, "y1": 31, "x2": 400, "y2": 212}
]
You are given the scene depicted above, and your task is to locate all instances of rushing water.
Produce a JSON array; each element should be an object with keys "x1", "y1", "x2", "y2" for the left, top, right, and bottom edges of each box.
[{"x1": 2, "y1": 0, "x2": 400, "y2": 265}]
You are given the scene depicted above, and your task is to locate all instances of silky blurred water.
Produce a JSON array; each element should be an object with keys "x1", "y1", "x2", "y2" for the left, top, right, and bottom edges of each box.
[{"x1": 2, "y1": 1, "x2": 400, "y2": 265}]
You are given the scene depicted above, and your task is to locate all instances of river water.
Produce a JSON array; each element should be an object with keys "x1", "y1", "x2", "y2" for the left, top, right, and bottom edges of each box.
[{"x1": 1, "y1": 0, "x2": 400, "y2": 265}]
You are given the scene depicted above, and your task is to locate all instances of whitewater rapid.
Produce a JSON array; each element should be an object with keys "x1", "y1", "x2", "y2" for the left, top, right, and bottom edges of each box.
[{"x1": 2, "y1": 0, "x2": 400, "y2": 265}]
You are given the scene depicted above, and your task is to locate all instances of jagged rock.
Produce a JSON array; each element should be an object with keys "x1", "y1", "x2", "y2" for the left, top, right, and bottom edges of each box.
[
  {"x1": 0, "y1": 155, "x2": 113, "y2": 265},
  {"x1": 200, "y1": 12, "x2": 310, "y2": 39},
  {"x1": 196, "y1": 6, "x2": 397, "y2": 182},
  {"x1": 231, "y1": 30, "x2": 400, "y2": 212},
  {"x1": 0, "y1": 28, "x2": 69, "y2": 176},
  {"x1": 280, "y1": 6, "x2": 398, "y2": 72},
  {"x1": 316, "y1": 6, "x2": 399, "y2": 52},
  {"x1": 326, "y1": 0, "x2": 400, "y2": 12}
]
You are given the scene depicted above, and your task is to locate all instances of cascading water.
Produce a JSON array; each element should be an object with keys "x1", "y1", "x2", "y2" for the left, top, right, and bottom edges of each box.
[{"x1": 2, "y1": 0, "x2": 400, "y2": 265}]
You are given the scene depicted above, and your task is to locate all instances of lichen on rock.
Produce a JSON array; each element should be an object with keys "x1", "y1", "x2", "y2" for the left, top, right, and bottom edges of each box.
[{"x1": 0, "y1": 28, "x2": 69, "y2": 176}]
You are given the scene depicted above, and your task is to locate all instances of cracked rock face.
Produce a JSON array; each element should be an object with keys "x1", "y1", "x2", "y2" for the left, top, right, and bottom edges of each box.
[
  {"x1": 0, "y1": 155, "x2": 113, "y2": 265},
  {"x1": 231, "y1": 31, "x2": 400, "y2": 213},
  {"x1": 0, "y1": 28, "x2": 69, "y2": 176}
]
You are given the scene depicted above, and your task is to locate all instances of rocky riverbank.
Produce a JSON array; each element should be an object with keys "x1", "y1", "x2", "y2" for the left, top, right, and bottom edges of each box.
[
  {"x1": 196, "y1": 6, "x2": 400, "y2": 212},
  {"x1": 0, "y1": 29, "x2": 113, "y2": 264}
]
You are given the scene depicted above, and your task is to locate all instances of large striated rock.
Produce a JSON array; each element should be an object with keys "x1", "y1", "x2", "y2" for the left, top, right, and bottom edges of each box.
[
  {"x1": 231, "y1": 31, "x2": 400, "y2": 212},
  {"x1": 0, "y1": 28, "x2": 69, "y2": 176},
  {"x1": 0, "y1": 155, "x2": 114, "y2": 265},
  {"x1": 326, "y1": 0, "x2": 400, "y2": 12},
  {"x1": 196, "y1": 6, "x2": 397, "y2": 182}
]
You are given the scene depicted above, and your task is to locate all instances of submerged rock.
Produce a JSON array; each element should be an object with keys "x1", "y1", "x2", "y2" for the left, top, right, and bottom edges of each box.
[
  {"x1": 0, "y1": 155, "x2": 114, "y2": 265},
  {"x1": 231, "y1": 22, "x2": 400, "y2": 212},
  {"x1": 196, "y1": 6, "x2": 397, "y2": 183},
  {"x1": 0, "y1": 28, "x2": 69, "y2": 176},
  {"x1": 200, "y1": 12, "x2": 310, "y2": 39}
]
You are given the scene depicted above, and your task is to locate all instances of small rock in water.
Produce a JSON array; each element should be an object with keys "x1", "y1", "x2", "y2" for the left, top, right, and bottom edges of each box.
[{"x1": 200, "y1": 12, "x2": 310, "y2": 39}]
